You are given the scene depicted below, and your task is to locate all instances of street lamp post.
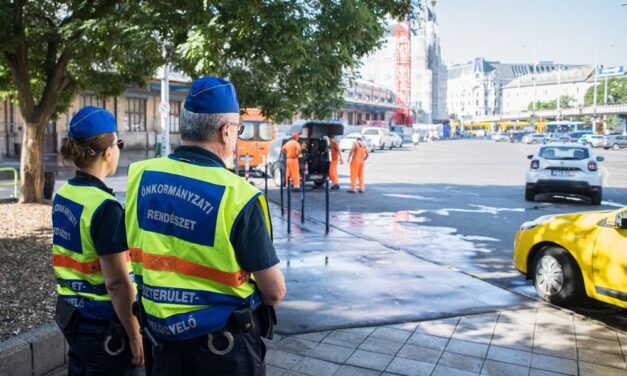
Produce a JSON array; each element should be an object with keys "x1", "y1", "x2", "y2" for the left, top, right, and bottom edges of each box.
[
  {"x1": 556, "y1": 63, "x2": 561, "y2": 120},
  {"x1": 522, "y1": 45, "x2": 538, "y2": 129}
]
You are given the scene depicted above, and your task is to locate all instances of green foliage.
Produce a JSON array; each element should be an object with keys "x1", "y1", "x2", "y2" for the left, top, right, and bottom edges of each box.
[
  {"x1": 0, "y1": 0, "x2": 418, "y2": 123},
  {"x1": 527, "y1": 96, "x2": 574, "y2": 111},
  {"x1": 584, "y1": 77, "x2": 627, "y2": 106}
]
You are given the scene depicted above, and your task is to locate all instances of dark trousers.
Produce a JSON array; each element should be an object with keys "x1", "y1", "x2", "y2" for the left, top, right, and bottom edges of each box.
[
  {"x1": 62, "y1": 317, "x2": 136, "y2": 376},
  {"x1": 152, "y1": 317, "x2": 267, "y2": 376}
]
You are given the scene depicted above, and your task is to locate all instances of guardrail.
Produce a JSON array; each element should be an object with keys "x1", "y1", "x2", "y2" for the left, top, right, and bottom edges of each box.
[
  {"x1": 0, "y1": 167, "x2": 18, "y2": 198},
  {"x1": 473, "y1": 102, "x2": 627, "y2": 122}
]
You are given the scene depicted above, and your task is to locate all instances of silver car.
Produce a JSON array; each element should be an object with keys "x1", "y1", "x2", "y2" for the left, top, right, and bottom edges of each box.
[{"x1": 602, "y1": 134, "x2": 627, "y2": 150}]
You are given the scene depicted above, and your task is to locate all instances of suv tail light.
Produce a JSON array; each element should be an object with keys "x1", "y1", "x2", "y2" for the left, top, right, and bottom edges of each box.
[
  {"x1": 588, "y1": 161, "x2": 598, "y2": 171},
  {"x1": 530, "y1": 160, "x2": 539, "y2": 169}
]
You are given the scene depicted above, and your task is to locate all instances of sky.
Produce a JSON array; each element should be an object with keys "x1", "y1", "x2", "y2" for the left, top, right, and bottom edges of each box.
[{"x1": 435, "y1": 0, "x2": 627, "y2": 67}]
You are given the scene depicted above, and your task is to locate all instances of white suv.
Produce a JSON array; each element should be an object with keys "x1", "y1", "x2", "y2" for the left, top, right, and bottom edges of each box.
[
  {"x1": 579, "y1": 134, "x2": 606, "y2": 148},
  {"x1": 525, "y1": 143, "x2": 604, "y2": 205},
  {"x1": 361, "y1": 127, "x2": 392, "y2": 150}
]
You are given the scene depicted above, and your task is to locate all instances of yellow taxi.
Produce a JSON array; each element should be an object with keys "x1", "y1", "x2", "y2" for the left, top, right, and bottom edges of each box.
[{"x1": 513, "y1": 207, "x2": 627, "y2": 308}]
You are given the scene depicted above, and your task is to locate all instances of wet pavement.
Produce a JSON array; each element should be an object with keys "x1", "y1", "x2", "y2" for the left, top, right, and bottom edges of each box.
[{"x1": 269, "y1": 204, "x2": 528, "y2": 334}]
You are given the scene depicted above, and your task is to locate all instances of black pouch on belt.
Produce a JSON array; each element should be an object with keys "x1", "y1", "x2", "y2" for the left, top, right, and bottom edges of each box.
[
  {"x1": 257, "y1": 305, "x2": 277, "y2": 340},
  {"x1": 54, "y1": 297, "x2": 78, "y2": 335},
  {"x1": 232, "y1": 305, "x2": 255, "y2": 332}
]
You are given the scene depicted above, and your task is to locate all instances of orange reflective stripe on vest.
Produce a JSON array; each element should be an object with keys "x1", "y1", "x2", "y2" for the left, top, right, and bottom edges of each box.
[
  {"x1": 53, "y1": 253, "x2": 102, "y2": 274},
  {"x1": 129, "y1": 248, "x2": 250, "y2": 288}
]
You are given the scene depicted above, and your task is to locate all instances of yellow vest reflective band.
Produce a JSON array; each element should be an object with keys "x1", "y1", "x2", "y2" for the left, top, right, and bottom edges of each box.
[
  {"x1": 125, "y1": 155, "x2": 272, "y2": 340},
  {"x1": 52, "y1": 183, "x2": 131, "y2": 320}
]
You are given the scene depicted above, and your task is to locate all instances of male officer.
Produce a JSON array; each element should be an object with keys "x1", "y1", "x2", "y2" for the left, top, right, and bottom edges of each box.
[
  {"x1": 281, "y1": 133, "x2": 302, "y2": 191},
  {"x1": 125, "y1": 76, "x2": 286, "y2": 375}
]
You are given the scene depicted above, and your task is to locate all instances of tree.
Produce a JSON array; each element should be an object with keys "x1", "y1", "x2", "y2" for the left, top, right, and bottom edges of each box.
[
  {"x1": 584, "y1": 76, "x2": 627, "y2": 106},
  {"x1": 527, "y1": 95, "x2": 574, "y2": 111},
  {"x1": 1, "y1": 1, "x2": 417, "y2": 203}
]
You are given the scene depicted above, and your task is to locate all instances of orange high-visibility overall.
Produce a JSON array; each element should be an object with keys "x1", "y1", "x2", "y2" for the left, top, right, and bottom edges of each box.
[
  {"x1": 329, "y1": 139, "x2": 341, "y2": 185},
  {"x1": 350, "y1": 141, "x2": 368, "y2": 192},
  {"x1": 282, "y1": 139, "x2": 301, "y2": 188}
]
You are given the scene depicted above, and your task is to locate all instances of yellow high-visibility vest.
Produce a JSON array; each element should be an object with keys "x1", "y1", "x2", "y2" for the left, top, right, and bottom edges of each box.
[
  {"x1": 126, "y1": 155, "x2": 272, "y2": 340},
  {"x1": 52, "y1": 183, "x2": 132, "y2": 320}
]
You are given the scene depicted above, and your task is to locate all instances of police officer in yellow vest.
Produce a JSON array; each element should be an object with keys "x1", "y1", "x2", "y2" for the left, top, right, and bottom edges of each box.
[
  {"x1": 125, "y1": 77, "x2": 286, "y2": 375},
  {"x1": 52, "y1": 107, "x2": 144, "y2": 375}
]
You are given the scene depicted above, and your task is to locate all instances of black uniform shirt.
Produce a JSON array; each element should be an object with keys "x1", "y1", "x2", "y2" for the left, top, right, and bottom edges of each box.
[
  {"x1": 68, "y1": 171, "x2": 128, "y2": 256},
  {"x1": 171, "y1": 146, "x2": 280, "y2": 272}
]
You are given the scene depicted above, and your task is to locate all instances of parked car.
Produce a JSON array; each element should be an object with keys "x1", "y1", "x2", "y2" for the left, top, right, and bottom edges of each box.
[
  {"x1": 388, "y1": 132, "x2": 403, "y2": 148},
  {"x1": 602, "y1": 134, "x2": 627, "y2": 150},
  {"x1": 361, "y1": 127, "x2": 392, "y2": 150},
  {"x1": 513, "y1": 207, "x2": 627, "y2": 308},
  {"x1": 548, "y1": 133, "x2": 570, "y2": 143},
  {"x1": 492, "y1": 133, "x2": 510, "y2": 142},
  {"x1": 579, "y1": 134, "x2": 606, "y2": 148},
  {"x1": 523, "y1": 134, "x2": 547, "y2": 144},
  {"x1": 509, "y1": 132, "x2": 528, "y2": 143},
  {"x1": 339, "y1": 132, "x2": 375, "y2": 152},
  {"x1": 525, "y1": 142, "x2": 604, "y2": 204},
  {"x1": 568, "y1": 131, "x2": 592, "y2": 143}
]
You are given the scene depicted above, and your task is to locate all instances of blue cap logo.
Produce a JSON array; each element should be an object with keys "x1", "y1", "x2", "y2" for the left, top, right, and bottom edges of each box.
[
  {"x1": 184, "y1": 77, "x2": 240, "y2": 114},
  {"x1": 68, "y1": 107, "x2": 116, "y2": 141}
]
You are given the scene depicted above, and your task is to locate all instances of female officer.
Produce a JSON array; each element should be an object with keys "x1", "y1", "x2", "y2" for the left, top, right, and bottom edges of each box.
[{"x1": 52, "y1": 106, "x2": 143, "y2": 375}]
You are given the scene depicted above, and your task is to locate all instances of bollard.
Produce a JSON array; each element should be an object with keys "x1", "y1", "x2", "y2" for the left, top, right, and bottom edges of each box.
[
  {"x1": 287, "y1": 178, "x2": 292, "y2": 234},
  {"x1": 280, "y1": 165, "x2": 284, "y2": 216},
  {"x1": 244, "y1": 154, "x2": 250, "y2": 182},
  {"x1": 301, "y1": 162, "x2": 306, "y2": 224},
  {"x1": 263, "y1": 155, "x2": 268, "y2": 196},
  {"x1": 325, "y1": 173, "x2": 330, "y2": 234}
]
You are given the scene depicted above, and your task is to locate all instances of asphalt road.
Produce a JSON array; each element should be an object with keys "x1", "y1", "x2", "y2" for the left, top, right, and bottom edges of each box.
[{"x1": 264, "y1": 139, "x2": 627, "y2": 329}]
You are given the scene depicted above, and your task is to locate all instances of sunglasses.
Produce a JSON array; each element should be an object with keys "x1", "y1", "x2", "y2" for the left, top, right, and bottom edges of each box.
[
  {"x1": 115, "y1": 140, "x2": 125, "y2": 150},
  {"x1": 220, "y1": 122, "x2": 244, "y2": 136}
]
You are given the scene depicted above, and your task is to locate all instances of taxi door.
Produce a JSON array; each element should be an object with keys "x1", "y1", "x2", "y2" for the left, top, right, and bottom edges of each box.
[{"x1": 591, "y1": 209, "x2": 627, "y2": 307}]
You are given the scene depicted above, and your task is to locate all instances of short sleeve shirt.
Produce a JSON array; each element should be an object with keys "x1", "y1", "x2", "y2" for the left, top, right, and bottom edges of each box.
[
  {"x1": 171, "y1": 146, "x2": 280, "y2": 272},
  {"x1": 68, "y1": 171, "x2": 128, "y2": 257}
]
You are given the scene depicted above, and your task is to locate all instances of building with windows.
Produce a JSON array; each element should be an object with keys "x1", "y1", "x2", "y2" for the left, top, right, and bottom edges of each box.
[
  {"x1": 502, "y1": 66, "x2": 595, "y2": 114},
  {"x1": 446, "y1": 58, "x2": 581, "y2": 118},
  {"x1": 359, "y1": 2, "x2": 447, "y2": 124}
]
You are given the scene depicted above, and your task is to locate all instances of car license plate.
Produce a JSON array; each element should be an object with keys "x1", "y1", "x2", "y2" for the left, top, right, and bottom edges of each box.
[
  {"x1": 308, "y1": 174, "x2": 323, "y2": 180},
  {"x1": 550, "y1": 170, "x2": 574, "y2": 177}
]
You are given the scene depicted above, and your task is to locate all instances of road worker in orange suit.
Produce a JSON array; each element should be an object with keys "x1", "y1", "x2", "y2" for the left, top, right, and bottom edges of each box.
[
  {"x1": 347, "y1": 136, "x2": 369, "y2": 193},
  {"x1": 282, "y1": 133, "x2": 302, "y2": 191},
  {"x1": 328, "y1": 135, "x2": 343, "y2": 189}
]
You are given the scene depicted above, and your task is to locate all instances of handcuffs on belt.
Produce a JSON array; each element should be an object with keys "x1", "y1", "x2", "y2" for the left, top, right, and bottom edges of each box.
[
  {"x1": 207, "y1": 330, "x2": 235, "y2": 356},
  {"x1": 103, "y1": 322, "x2": 126, "y2": 356}
]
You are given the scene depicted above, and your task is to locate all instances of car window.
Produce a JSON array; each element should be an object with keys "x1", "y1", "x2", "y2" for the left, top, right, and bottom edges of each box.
[
  {"x1": 363, "y1": 129, "x2": 378, "y2": 135},
  {"x1": 539, "y1": 146, "x2": 590, "y2": 160},
  {"x1": 258, "y1": 122, "x2": 274, "y2": 141},
  {"x1": 239, "y1": 123, "x2": 256, "y2": 141}
]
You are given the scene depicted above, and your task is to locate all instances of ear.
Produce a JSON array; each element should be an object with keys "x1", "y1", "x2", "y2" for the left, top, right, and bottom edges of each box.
[
  {"x1": 103, "y1": 146, "x2": 113, "y2": 162},
  {"x1": 220, "y1": 125, "x2": 230, "y2": 144}
]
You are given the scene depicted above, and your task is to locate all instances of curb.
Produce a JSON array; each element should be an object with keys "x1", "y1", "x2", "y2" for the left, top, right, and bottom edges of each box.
[{"x1": 0, "y1": 324, "x2": 67, "y2": 376}]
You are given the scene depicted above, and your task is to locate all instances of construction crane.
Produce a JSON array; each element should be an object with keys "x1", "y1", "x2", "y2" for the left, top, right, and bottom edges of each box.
[{"x1": 390, "y1": 18, "x2": 413, "y2": 127}]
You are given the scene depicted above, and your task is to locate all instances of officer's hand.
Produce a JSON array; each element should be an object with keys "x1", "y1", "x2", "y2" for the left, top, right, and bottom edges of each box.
[{"x1": 129, "y1": 335, "x2": 145, "y2": 367}]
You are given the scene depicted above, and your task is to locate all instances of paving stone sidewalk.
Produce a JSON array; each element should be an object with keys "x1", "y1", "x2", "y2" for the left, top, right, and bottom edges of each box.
[{"x1": 264, "y1": 308, "x2": 627, "y2": 376}]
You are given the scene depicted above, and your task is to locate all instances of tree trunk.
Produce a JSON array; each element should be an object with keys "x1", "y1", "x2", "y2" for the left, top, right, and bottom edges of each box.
[{"x1": 19, "y1": 121, "x2": 47, "y2": 203}]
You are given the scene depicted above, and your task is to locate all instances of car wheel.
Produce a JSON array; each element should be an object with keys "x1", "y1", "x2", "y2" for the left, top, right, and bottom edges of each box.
[
  {"x1": 389, "y1": 143, "x2": 393, "y2": 150},
  {"x1": 590, "y1": 189, "x2": 602, "y2": 205},
  {"x1": 272, "y1": 165, "x2": 283, "y2": 187},
  {"x1": 613, "y1": 143, "x2": 620, "y2": 150},
  {"x1": 532, "y1": 246, "x2": 583, "y2": 306},
  {"x1": 525, "y1": 188, "x2": 535, "y2": 201}
]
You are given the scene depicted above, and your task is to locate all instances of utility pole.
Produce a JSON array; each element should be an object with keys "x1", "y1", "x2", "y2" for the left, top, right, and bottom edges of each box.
[
  {"x1": 556, "y1": 63, "x2": 561, "y2": 120},
  {"x1": 159, "y1": 45, "x2": 171, "y2": 157}
]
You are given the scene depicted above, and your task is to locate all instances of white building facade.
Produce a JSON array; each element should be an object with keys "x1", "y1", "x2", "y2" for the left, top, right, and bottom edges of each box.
[
  {"x1": 502, "y1": 66, "x2": 595, "y2": 114},
  {"x1": 447, "y1": 58, "x2": 580, "y2": 118},
  {"x1": 359, "y1": 2, "x2": 447, "y2": 123}
]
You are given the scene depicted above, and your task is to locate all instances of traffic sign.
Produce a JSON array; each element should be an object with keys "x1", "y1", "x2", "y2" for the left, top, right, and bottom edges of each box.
[
  {"x1": 598, "y1": 66, "x2": 625, "y2": 78},
  {"x1": 159, "y1": 101, "x2": 170, "y2": 115}
]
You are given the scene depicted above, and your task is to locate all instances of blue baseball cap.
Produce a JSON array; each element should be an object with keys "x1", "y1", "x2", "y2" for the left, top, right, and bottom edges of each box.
[
  {"x1": 184, "y1": 76, "x2": 240, "y2": 114},
  {"x1": 68, "y1": 107, "x2": 116, "y2": 141}
]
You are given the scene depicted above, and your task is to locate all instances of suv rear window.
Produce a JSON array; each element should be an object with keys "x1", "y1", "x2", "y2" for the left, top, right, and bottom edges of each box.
[{"x1": 539, "y1": 146, "x2": 590, "y2": 160}]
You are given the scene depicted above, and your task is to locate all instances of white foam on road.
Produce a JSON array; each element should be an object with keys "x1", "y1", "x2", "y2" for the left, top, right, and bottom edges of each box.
[
  {"x1": 601, "y1": 200, "x2": 626, "y2": 208},
  {"x1": 382, "y1": 193, "x2": 438, "y2": 201},
  {"x1": 434, "y1": 204, "x2": 525, "y2": 216}
]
